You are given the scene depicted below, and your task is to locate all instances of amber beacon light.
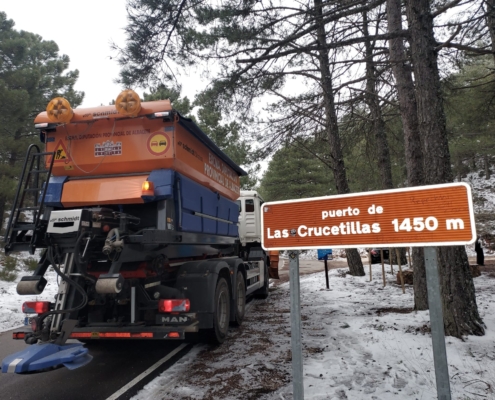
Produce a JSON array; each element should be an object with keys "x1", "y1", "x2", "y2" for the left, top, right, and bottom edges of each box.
[
  {"x1": 46, "y1": 97, "x2": 73, "y2": 123},
  {"x1": 115, "y1": 89, "x2": 142, "y2": 117},
  {"x1": 142, "y1": 181, "x2": 154, "y2": 196}
]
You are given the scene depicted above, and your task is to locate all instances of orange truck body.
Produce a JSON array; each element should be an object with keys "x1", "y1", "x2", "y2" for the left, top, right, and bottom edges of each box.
[{"x1": 35, "y1": 101, "x2": 241, "y2": 207}]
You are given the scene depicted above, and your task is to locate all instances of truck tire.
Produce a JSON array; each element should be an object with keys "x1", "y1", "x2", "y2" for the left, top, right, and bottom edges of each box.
[
  {"x1": 209, "y1": 277, "x2": 230, "y2": 344},
  {"x1": 254, "y1": 260, "x2": 269, "y2": 299},
  {"x1": 232, "y1": 271, "x2": 246, "y2": 327}
]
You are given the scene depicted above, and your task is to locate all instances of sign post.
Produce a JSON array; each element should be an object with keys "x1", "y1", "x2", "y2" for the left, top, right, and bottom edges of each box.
[
  {"x1": 317, "y1": 249, "x2": 332, "y2": 289},
  {"x1": 424, "y1": 247, "x2": 452, "y2": 399},
  {"x1": 261, "y1": 183, "x2": 475, "y2": 400},
  {"x1": 288, "y1": 251, "x2": 304, "y2": 400}
]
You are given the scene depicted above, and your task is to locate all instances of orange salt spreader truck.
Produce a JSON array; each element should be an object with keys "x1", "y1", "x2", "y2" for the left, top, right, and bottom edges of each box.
[{"x1": 2, "y1": 90, "x2": 279, "y2": 374}]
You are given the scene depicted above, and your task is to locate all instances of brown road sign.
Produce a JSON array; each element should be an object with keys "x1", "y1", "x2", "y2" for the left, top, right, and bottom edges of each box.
[{"x1": 261, "y1": 183, "x2": 476, "y2": 251}]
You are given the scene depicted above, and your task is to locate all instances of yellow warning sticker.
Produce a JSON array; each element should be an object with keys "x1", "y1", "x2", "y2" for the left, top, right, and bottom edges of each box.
[{"x1": 53, "y1": 140, "x2": 70, "y2": 162}]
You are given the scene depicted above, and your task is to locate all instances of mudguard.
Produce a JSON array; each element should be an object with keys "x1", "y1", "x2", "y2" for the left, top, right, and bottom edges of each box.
[{"x1": 176, "y1": 259, "x2": 231, "y2": 329}]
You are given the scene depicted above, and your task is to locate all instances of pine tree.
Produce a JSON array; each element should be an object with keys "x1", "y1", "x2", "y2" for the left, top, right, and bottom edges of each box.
[{"x1": 0, "y1": 12, "x2": 83, "y2": 231}]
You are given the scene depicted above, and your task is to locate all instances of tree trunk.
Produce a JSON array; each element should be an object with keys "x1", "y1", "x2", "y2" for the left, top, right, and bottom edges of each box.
[
  {"x1": 363, "y1": 11, "x2": 394, "y2": 190},
  {"x1": 411, "y1": 247, "x2": 427, "y2": 311},
  {"x1": 484, "y1": 154, "x2": 490, "y2": 179},
  {"x1": 387, "y1": 0, "x2": 428, "y2": 310},
  {"x1": 0, "y1": 200, "x2": 5, "y2": 237},
  {"x1": 485, "y1": 0, "x2": 495, "y2": 65},
  {"x1": 314, "y1": 0, "x2": 364, "y2": 276},
  {"x1": 345, "y1": 248, "x2": 365, "y2": 276},
  {"x1": 390, "y1": 247, "x2": 407, "y2": 265},
  {"x1": 406, "y1": 0, "x2": 484, "y2": 336},
  {"x1": 405, "y1": 0, "x2": 451, "y2": 185},
  {"x1": 436, "y1": 246, "x2": 485, "y2": 336}
]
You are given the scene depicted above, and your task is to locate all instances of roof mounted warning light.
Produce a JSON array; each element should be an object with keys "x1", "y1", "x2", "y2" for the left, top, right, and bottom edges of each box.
[
  {"x1": 46, "y1": 97, "x2": 73, "y2": 123},
  {"x1": 115, "y1": 89, "x2": 141, "y2": 117}
]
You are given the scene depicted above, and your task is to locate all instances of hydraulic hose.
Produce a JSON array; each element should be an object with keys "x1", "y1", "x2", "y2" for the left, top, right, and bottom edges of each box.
[{"x1": 37, "y1": 246, "x2": 89, "y2": 330}]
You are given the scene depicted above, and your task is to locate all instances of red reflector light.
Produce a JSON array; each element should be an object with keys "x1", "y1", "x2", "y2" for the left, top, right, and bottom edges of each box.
[
  {"x1": 131, "y1": 332, "x2": 153, "y2": 338},
  {"x1": 22, "y1": 301, "x2": 50, "y2": 314},
  {"x1": 158, "y1": 299, "x2": 190, "y2": 313},
  {"x1": 70, "y1": 333, "x2": 92, "y2": 338},
  {"x1": 99, "y1": 333, "x2": 129, "y2": 338},
  {"x1": 70, "y1": 332, "x2": 153, "y2": 339},
  {"x1": 168, "y1": 332, "x2": 180, "y2": 338},
  {"x1": 13, "y1": 332, "x2": 25, "y2": 340}
]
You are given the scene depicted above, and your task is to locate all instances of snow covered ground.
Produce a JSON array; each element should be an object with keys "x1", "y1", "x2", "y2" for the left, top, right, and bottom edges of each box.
[
  {"x1": 0, "y1": 267, "x2": 58, "y2": 333},
  {"x1": 464, "y1": 171, "x2": 495, "y2": 236},
  {"x1": 130, "y1": 253, "x2": 495, "y2": 400},
  {"x1": 465, "y1": 170, "x2": 495, "y2": 214}
]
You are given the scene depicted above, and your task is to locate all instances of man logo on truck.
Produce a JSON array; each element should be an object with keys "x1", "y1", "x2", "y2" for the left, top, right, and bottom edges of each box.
[{"x1": 161, "y1": 316, "x2": 189, "y2": 323}]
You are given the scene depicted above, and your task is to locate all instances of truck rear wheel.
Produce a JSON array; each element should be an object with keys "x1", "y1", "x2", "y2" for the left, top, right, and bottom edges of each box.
[
  {"x1": 232, "y1": 271, "x2": 246, "y2": 327},
  {"x1": 209, "y1": 277, "x2": 230, "y2": 344}
]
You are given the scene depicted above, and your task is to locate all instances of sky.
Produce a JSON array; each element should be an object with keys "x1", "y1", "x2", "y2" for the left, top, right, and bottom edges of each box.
[{"x1": 1, "y1": 1, "x2": 203, "y2": 109}]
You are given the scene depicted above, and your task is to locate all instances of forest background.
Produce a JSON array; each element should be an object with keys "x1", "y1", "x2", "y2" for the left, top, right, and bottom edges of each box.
[{"x1": 1, "y1": 0, "x2": 495, "y2": 340}]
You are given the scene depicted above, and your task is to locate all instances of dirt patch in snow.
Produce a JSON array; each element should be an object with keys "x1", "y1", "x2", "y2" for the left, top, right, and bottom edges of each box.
[
  {"x1": 161, "y1": 288, "x2": 294, "y2": 400},
  {"x1": 477, "y1": 258, "x2": 495, "y2": 277}
]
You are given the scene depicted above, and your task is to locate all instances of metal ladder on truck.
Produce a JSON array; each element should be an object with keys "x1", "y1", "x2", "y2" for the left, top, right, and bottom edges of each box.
[{"x1": 4, "y1": 144, "x2": 55, "y2": 255}]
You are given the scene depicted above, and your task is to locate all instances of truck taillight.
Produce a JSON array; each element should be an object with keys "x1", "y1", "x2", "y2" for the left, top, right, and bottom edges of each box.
[
  {"x1": 142, "y1": 181, "x2": 154, "y2": 196},
  {"x1": 22, "y1": 301, "x2": 50, "y2": 314},
  {"x1": 158, "y1": 299, "x2": 190, "y2": 313}
]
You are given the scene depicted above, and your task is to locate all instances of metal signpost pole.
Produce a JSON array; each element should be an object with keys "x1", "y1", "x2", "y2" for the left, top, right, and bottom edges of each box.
[
  {"x1": 424, "y1": 246, "x2": 452, "y2": 400},
  {"x1": 288, "y1": 250, "x2": 304, "y2": 399}
]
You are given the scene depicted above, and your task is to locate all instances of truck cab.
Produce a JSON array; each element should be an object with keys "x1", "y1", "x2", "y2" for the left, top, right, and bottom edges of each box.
[
  {"x1": 237, "y1": 190, "x2": 264, "y2": 249},
  {"x1": 237, "y1": 191, "x2": 279, "y2": 279}
]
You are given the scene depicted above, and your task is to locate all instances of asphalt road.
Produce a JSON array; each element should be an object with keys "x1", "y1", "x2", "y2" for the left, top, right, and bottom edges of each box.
[{"x1": 0, "y1": 331, "x2": 192, "y2": 400}]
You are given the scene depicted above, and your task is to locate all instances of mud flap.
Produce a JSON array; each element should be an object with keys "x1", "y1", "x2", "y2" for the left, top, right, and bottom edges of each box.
[
  {"x1": 1, "y1": 343, "x2": 92, "y2": 374},
  {"x1": 269, "y1": 251, "x2": 280, "y2": 279}
]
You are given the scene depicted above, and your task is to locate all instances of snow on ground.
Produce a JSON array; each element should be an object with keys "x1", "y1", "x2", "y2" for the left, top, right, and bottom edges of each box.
[
  {"x1": 465, "y1": 171, "x2": 495, "y2": 214},
  {"x1": 0, "y1": 262, "x2": 59, "y2": 333},
  {"x1": 131, "y1": 256, "x2": 495, "y2": 400},
  {"x1": 464, "y1": 171, "x2": 495, "y2": 236}
]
